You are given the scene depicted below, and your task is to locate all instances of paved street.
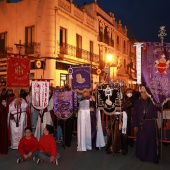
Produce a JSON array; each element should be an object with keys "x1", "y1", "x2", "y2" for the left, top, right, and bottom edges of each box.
[{"x1": 0, "y1": 136, "x2": 170, "y2": 170}]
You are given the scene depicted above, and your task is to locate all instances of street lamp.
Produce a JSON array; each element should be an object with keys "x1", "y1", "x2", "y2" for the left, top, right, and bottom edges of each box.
[
  {"x1": 106, "y1": 53, "x2": 117, "y2": 81},
  {"x1": 104, "y1": 53, "x2": 113, "y2": 83},
  {"x1": 106, "y1": 53, "x2": 113, "y2": 63}
]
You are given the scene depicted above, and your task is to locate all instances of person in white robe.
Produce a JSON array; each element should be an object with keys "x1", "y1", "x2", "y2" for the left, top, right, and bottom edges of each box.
[
  {"x1": 34, "y1": 89, "x2": 54, "y2": 140},
  {"x1": 26, "y1": 89, "x2": 39, "y2": 134},
  {"x1": 77, "y1": 91, "x2": 105, "y2": 151},
  {"x1": 8, "y1": 89, "x2": 28, "y2": 149},
  {"x1": 96, "y1": 109, "x2": 105, "y2": 148}
]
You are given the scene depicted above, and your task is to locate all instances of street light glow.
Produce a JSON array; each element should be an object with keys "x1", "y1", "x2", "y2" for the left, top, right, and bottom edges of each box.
[{"x1": 107, "y1": 53, "x2": 113, "y2": 62}]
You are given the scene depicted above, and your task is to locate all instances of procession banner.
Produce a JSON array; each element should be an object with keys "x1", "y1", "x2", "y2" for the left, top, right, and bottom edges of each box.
[
  {"x1": 31, "y1": 81, "x2": 49, "y2": 110},
  {"x1": 7, "y1": 55, "x2": 30, "y2": 88},
  {"x1": 54, "y1": 90, "x2": 77, "y2": 119},
  {"x1": 141, "y1": 42, "x2": 170, "y2": 105},
  {"x1": 68, "y1": 65, "x2": 91, "y2": 92},
  {"x1": 96, "y1": 83, "x2": 122, "y2": 115}
]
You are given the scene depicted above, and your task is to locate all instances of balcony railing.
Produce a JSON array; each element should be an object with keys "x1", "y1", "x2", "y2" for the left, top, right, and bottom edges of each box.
[
  {"x1": 25, "y1": 42, "x2": 41, "y2": 55},
  {"x1": 58, "y1": 42, "x2": 99, "y2": 63},
  {"x1": 98, "y1": 35, "x2": 114, "y2": 47},
  {"x1": 0, "y1": 46, "x2": 13, "y2": 58}
]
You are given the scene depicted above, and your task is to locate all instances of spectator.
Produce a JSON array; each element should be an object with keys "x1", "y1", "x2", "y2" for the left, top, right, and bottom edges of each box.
[
  {"x1": 17, "y1": 127, "x2": 38, "y2": 163},
  {"x1": 37, "y1": 124, "x2": 60, "y2": 165}
]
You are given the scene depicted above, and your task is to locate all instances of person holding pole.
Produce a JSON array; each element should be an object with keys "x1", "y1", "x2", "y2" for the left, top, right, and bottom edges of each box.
[
  {"x1": 133, "y1": 86, "x2": 159, "y2": 163},
  {"x1": 7, "y1": 88, "x2": 28, "y2": 149}
]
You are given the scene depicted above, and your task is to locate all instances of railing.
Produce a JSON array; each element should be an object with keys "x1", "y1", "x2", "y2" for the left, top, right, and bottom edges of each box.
[
  {"x1": 58, "y1": 0, "x2": 71, "y2": 13},
  {"x1": 25, "y1": 42, "x2": 41, "y2": 55},
  {"x1": 57, "y1": 0, "x2": 95, "y2": 29},
  {"x1": 0, "y1": 49, "x2": 5, "y2": 58},
  {"x1": 98, "y1": 35, "x2": 114, "y2": 47},
  {"x1": 0, "y1": 46, "x2": 13, "y2": 58},
  {"x1": 58, "y1": 42, "x2": 99, "y2": 63}
]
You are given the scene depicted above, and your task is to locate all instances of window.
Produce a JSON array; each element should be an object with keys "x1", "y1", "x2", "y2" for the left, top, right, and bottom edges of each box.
[
  {"x1": 111, "y1": 32, "x2": 114, "y2": 47},
  {"x1": 25, "y1": 26, "x2": 35, "y2": 54},
  {"x1": 60, "y1": 73, "x2": 68, "y2": 86},
  {"x1": 59, "y1": 27, "x2": 67, "y2": 54},
  {"x1": 76, "y1": 34, "x2": 82, "y2": 58},
  {"x1": 0, "y1": 32, "x2": 7, "y2": 57},
  {"x1": 90, "y1": 41, "x2": 93, "y2": 62},
  {"x1": 123, "y1": 40, "x2": 126, "y2": 53},
  {"x1": 124, "y1": 58, "x2": 126, "y2": 68},
  {"x1": 104, "y1": 26, "x2": 108, "y2": 39},
  {"x1": 117, "y1": 36, "x2": 119, "y2": 50}
]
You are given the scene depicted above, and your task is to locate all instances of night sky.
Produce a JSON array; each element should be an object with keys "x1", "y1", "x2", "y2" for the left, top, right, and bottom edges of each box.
[
  {"x1": 74, "y1": 0, "x2": 170, "y2": 43},
  {"x1": 6, "y1": 0, "x2": 170, "y2": 43}
]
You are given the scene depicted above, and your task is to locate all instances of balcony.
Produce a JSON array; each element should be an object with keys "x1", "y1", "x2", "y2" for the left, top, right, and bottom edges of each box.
[
  {"x1": 12, "y1": 42, "x2": 41, "y2": 55},
  {"x1": 25, "y1": 42, "x2": 41, "y2": 55},
  {"x1": 58, "y1": 42, "x2": 99, "y2": 63},
  {"x1": 0, "y1": 46, "x2": 13, "y2": 58},
  {"x1": 98, "y1": 34, "x2": 114, "y2": 47}
]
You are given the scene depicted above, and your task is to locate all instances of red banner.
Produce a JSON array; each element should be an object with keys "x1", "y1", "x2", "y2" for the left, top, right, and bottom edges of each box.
[{"x1": 7, "y1": 56, "x2": 30, "y2": 88}]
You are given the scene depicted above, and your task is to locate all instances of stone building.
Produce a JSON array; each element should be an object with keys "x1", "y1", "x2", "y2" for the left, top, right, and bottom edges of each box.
[{"x1": 0, "y1": 0, "x2": 136, "y2": 88}]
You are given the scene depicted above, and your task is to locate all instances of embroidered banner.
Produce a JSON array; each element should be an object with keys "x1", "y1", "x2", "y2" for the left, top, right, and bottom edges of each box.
[
  {"x1": 7, "y1": 56, "x2": 30, "y2": 88},
  {"x1": 96, "y1": 83, "x2": 122, "y2": 115},
  {"x1": 31, "y1": 81, "x2": 49, "y2": 110},
  {"x1": 54, "y1": 90, "x2": 77, "y2": 119},
  {"x1": 69, "y1": 65, "x2": 91, "y2": 92},
  {"x1": 141, "y1": 42, "x2": 170, "y2": 105}
]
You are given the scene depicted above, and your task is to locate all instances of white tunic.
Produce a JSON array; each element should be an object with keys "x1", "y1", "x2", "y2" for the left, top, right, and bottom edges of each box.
[
  {"x1": 26, "y1": 94, "x2": 39, "y2": 130},
  {"x1": 77, "y1": 100, "x2": 92, "y2": 151},
  {"x1": 34, "y1": 97, "x2": 54, "y2": 140},
  {"x1": 96, "y1": 109, "x2": 106, "y2": 147},
  {"x1": 8, "y1": 98, "x2": 28, "y2": 149}
]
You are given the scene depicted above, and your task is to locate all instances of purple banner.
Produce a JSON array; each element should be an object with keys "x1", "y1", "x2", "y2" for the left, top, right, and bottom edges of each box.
[
  {"x1": 54, "y1": 90, "x2": 77, "y2": 119},
  {"x1": 141, "y1": 42, "x2": 170, "y2": 105},
  {"x1": 71, "y1": 65, "x2": 91, "y2": 92}
]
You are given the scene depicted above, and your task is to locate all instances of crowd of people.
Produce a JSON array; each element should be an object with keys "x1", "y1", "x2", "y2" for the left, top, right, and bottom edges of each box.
[{"x1": 0, "y1": 84, "x2": 162, "y2": 165}]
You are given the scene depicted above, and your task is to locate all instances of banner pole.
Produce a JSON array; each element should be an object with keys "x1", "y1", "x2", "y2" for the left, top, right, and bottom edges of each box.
[
  {"x1": 63, "y1": 120, "x2": 66, "y2": 150},
  {"x1": 110, "y1": 114, "x2": 114, "y2": 157},
  {"x1": 160, "y1": 105, "x2": 163, "y2": 162}
]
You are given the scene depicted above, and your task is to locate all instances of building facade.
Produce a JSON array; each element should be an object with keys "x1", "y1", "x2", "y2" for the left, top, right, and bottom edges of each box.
[{"x1": 0, "y1": 0, "x2": 136, "y2": 88}]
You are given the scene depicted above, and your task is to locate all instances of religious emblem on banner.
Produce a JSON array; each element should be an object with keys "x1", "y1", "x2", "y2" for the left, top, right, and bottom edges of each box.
[
  {"x1": 70, "y1": 65, "x2": 91, "y2": 92},
  {"x1": 31, "y1": 81, "x2": 49, "y2": 110},
  {"x1": 141, "y1": 43, "x2": 170, "y2": 105},
  {"x1": 96, "y1": 83, "x2": 122, "y2": 115},
  {"x1": 155, "y1": 54, "x2": 170, "y2": 74},
  {"x1": 53, "y1": 90, "x2": 77, "y2": 119},
  {"x1": 7, "y1": 56, "x2": 30, "y2": 88}
]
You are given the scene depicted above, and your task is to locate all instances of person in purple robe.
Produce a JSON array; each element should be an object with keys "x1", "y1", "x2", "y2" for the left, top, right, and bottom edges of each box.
[
  {"x1": 133, "y1": 86, "x2": 159, "y2": 163},
  {"x1": 89, "y1": 91, "x2": 97, "y2": 148},
  {"x1": 0, "y1": 88, "x2": 8, "y2": 154}
]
